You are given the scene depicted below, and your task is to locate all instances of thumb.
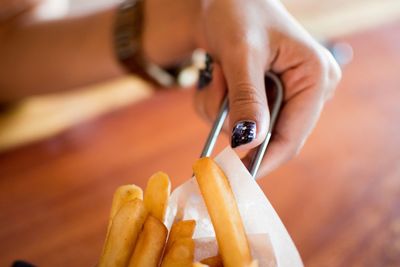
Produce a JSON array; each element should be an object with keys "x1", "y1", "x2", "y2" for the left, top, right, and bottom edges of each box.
[{"x1": 222, "y1": 51, "x2": 270, "y2": 150}]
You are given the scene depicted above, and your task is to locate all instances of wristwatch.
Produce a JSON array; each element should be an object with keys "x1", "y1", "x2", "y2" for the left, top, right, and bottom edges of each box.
[{"x1": 114, "y1": 0, "x2": 177, "y2": 86}]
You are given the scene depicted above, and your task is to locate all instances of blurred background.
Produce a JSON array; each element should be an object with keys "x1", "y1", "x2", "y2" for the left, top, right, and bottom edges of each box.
[{"x1": 1, "y1": 0, "x2": 400, "y2": 266}]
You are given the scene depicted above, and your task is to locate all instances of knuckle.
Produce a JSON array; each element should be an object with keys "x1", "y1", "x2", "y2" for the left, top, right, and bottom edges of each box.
[
  {"x1": 225, "y1": 31, "x2": 264, "y2": 57},
  {"x1": 320, "y1": 47, "x2": 342, "y2": 83},
  {"x1": 222, "y1": 33, "x2": 249, "y2": 55},
  {"x1": 310, "y1": 52, "x2": 326, "y2": 77},
  {"x1": 242, "y1": 39, "x2": 264, "y2": 55},
  {"x1": 329, "y1": 59, "x2": 342, "y2": 85},
  {"x1": 231, "y1": 82, "x2": 265, "y2": 112},
  {"x1": 325, "y1": 62, "x2": 342, "y2": 100},
  {"x1": 310, "y1": 47, "x2": 342, "y2": 98}
]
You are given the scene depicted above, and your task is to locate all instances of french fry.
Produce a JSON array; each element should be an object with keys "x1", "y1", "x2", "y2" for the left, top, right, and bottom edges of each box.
[
  {"x1": 107, "y1": 185, "x2": 143, "y2": 235},
  {"x1": 128, "y1": 215, "x2": 168, "y2": 267},
  {"x1": 165, "y1": 220, "x2": 196, "y2": 253},
  {"x1": 161, "y1": 238, "x2": 195, "y2": 267},
  {"x1": 200, "y1": 255, "x2": 223, "y2": 267},
  {"x1": 193, "y1": 157, "x2": 252, "y2": 267},
  {"x1": 99, "y1": 199, "x2": 147, "y2": 267},
  {"x1": 144, "y1": 171, "x2": 171, "y2": 222}
]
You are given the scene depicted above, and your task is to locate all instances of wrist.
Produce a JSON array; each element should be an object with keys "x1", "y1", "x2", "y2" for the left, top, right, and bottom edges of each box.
[
  {"x1": 141, "y1": 0, "x2": 201, "y2": 66},
  {"x1": 114, "y1": 0, "x2": 177, "y2": 86}
]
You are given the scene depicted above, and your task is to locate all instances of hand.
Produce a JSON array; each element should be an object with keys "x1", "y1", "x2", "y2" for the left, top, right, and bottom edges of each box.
[{"x1": 142, "y1": 0, "x2": 341, "y2": 176}]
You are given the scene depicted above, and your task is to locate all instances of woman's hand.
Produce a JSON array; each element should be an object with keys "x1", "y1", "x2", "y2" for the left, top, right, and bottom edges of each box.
[{"x1": 143, "y1": 0, "x2": 341, "y2": 176}]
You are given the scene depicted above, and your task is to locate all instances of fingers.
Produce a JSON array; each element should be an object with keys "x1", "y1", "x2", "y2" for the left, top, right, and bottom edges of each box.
[
  {"x1": 248, "y1": 48, "x2": 341, "y2": 177},
  {"x1": 255, "y1": 88, "x2": 323, "y2": 176},
  {"x1": 221, "y1": 48, "x2": 269, "y2": 150},
  {"x1": 194, "y1": 47, "x2": 270, "y2": 152}
]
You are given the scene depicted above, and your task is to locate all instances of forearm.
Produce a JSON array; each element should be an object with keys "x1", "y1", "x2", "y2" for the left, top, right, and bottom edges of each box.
[{"x1": 0, "y1": 8, "x2": 125, "y2": 102}]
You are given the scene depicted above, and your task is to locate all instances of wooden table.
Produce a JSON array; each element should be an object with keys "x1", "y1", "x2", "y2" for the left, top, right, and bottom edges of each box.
[{"x1": 1, "y1": 21, "x2": 400, "y2": 267}]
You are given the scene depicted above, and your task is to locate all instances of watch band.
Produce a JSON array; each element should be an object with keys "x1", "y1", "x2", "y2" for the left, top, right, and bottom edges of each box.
[{"x1": 114, "y1": 0, "x2": 176, "y2": 86}]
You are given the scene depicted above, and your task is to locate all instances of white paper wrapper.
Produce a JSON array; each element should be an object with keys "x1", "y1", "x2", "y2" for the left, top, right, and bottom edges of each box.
[{"x1": 165, "y1": 147, "x2": 303, "y2": 267}]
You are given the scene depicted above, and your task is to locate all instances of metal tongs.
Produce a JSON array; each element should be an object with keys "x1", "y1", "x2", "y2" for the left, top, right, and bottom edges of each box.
[{"x1": 200, "y1": 72, "x2": 283, "y2": 179}]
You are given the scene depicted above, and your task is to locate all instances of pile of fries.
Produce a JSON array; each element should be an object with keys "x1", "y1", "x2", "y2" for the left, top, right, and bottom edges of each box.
[{"x1": 99, "y1": 157, "x2": 257, "y2": 267}]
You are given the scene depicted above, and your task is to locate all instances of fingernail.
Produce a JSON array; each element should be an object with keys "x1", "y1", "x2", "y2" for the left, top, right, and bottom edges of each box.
[
  {"x1": 231, "y1": 121, "x2": 257, "y2": 148},
  {"x1": 197, "y1": 53, "x2": 214, "y2": 90}
]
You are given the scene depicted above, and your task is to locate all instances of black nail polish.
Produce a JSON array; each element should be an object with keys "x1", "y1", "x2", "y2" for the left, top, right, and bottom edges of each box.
[
  {"x1": 231, "y1": 121, "x2": 256, "y2": 148},
  {"x1": 197, "y1": 53, "x2": 214, "y2": 90}
]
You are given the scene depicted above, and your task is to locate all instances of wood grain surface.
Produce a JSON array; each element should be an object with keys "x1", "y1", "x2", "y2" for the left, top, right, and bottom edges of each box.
[{"x1": 0, "y1": 21, "x2": 400, "y2": 267}]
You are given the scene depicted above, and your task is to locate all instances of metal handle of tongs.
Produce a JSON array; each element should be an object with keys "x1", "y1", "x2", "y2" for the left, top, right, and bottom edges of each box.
[{"x1": 200, "y1": 72, "x2": 283, "y2": 179}]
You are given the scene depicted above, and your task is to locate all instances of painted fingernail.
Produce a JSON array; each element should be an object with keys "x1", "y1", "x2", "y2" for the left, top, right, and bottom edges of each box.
[
  {"x1": 197, "y1": 53, "x2": 214, "y2": 90},
  {"x1": 231, "y1": 121, "x2": 257, "y2": 148}
]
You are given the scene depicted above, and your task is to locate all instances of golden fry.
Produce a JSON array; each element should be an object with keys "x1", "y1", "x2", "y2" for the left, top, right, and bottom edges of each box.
[
  {"x1": 165, "y1": 220, "x2": 196, "y2": 253},
  {"x1": 144, "y1": 171, "x2": 171, "y2": 222},
  {"x1": 107, "y1": 184, "x2": 143, "y2": 235},
  {"x1": 161, "y1": 238, "x2": 195, "y2": 267},
  {"x1": 193, "y1": 157, "x2": 252, "y2": 267},
  {"x1": 99, "y1": 199, "x2": 147, "y2": 267},
  {"x1": 200, "y1": 255, "x2": 223, "y2": 267},
  {"x1": 128, "y1": 215, "x2": 168, "y2": 267}
]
